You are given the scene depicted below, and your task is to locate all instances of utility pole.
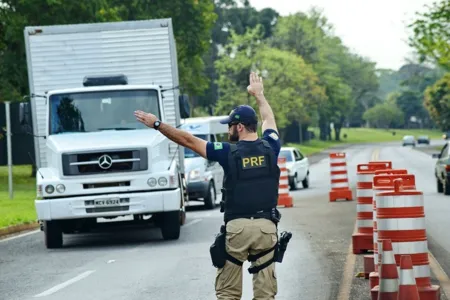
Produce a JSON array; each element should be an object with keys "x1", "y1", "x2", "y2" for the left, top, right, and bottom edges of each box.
[{"x1": 5, "y1": 101, "x2": 13, "y2": 199}]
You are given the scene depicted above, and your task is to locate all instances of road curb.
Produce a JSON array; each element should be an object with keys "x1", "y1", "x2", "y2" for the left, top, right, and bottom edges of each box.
[{"x1": 0, "y1": 222, "x2": 39, "y2": 239}]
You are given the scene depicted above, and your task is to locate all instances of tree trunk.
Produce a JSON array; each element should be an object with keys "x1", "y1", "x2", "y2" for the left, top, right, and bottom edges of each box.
[
  {"x1": 319, "y1": 116, "x2": 327, "y2": 141},
  {"x1": 334, "y1": 126, "x2": 341, "y2": 141}
]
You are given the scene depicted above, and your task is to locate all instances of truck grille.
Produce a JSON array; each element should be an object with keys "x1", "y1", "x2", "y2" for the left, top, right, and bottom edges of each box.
[{"x1": 62, "y1": 148, "x2": 148, "y2": 176}]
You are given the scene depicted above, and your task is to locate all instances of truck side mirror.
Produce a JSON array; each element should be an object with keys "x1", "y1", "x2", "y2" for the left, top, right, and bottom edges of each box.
[
  {"x1": 19, "y1": 102, "x2": 32, "y2": 133},
  {"x1": 179, "y1": 94, "x2": 190, "y2": 118}
]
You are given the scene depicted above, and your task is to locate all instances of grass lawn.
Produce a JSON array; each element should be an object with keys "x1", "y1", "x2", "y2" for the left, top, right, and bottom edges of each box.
[
  {"x1": 287, "y1": 127, "x2": 444, "y2": 156},
  {"x1": 0, "y1": 165, "x2": 37, "y2": 228}
]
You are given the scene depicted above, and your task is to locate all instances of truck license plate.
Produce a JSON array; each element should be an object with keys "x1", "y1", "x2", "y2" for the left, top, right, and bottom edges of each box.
[{"x1": 94, "y1": 198, "x2": 120, "y2": 206}]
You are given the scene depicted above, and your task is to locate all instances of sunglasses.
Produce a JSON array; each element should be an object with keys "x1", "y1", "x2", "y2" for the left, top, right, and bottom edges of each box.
[{"x1": 228, "y1": 122, "x2": 240, "y2": 128}]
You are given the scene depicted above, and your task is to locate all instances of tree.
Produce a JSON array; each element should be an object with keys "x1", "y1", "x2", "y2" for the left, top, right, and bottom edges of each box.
[
  {"x1": 214, "y1": 26, "x2": 327, "y2": 138},
  {"x1": 270, "y1": 10, "x2": 379, "y2": 140},
  {"x1": 408, "y1": 0, "x2": 450, "y2": 70},
  {"x1": 0, "y1": 0, "x2": 217, "y2": 102},
  {"x1": 424, "y1": 73, "x2": 450, "y2": 130},
  {"x1": 195, "y1": 0, "x2": 279, "y2": 113},
  {"x1": 0, "y1": 0, "x2": 121, "y2": 102},
  {"x1": 363, "y1": 103, "x2": 405, "y2": 128},
  {"x1": 108, "y1": 0, "x2": 217, "y2": 97}
]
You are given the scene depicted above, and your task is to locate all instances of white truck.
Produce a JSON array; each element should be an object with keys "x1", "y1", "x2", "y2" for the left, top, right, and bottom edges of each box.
[{"x1": 19, "y1": 19, "x2": 190, "y2": 248}]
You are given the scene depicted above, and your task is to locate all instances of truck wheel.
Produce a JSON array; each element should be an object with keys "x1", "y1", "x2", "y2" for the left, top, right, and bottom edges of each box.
[
  {"x1": 44, "y1": 221, "x2": 63, "y2": 249},
  {"x1": 437, "y1": 178, "x2": 444, "y2": 193},
  {"x1": 204, "y1": 181, "x2": 216, "y2": 209},
  {"x1": 161, "y1": 211, "x2": 180, "y2": 240}
]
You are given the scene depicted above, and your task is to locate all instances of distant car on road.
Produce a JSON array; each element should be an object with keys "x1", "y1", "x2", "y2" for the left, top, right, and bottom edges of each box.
[
  {"x1": 432, "y1": 142, "x2": 450, "y2": 194},
  {"x1": 279, "y1": 147, "x2": 310, "y2": 190},
  {"x1": 443, "y1": 131, "x2": 450, "y2": 140},
  {"x1": 417, "y1": 135, "x2": 430, "y2": 145},
  {"x1": 402, "y1": 135, "x2": 416, "y2": 147}
]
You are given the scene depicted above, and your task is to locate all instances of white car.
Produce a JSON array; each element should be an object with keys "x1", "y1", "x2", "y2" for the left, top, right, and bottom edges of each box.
[{"x1": 279, "y1": 147, "x2": 310, "y2": 190}]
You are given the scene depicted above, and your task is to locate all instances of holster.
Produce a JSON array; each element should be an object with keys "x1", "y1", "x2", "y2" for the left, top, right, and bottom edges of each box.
[
  {"x1": 210, "y1": 225, "x2": 226, "y2": 268},
  {"x1": 274, "y1": 231, "x2": 292, "y2": 263}
]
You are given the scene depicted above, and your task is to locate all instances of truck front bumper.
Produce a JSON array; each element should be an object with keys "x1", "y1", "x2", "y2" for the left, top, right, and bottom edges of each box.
[{"x1": 35, "y1": 188, "x2": 181, "y2": 221}]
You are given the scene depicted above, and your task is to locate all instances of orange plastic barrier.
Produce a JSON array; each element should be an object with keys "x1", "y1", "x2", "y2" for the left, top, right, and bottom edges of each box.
[
  {"x1": 372, "y1": 179, "x2": 440, "y2": 300},
  {"x1": 328, "y1": 153, "x2": 352, "y2": 202},
  {"x1": 277, "y1": 157, "x2": 293, "y2": 208},
  {"x1": 352, "y1": 162, "x2": 392, "y2": 254},
  {"x1": 367, "y1": 173, "x2": 414, "y2": 285}
]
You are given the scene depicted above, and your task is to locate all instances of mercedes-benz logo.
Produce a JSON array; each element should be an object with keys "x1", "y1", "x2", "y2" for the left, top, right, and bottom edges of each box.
[{"x1": 98, "y1": 154, "x2": 113, "y2": 169}]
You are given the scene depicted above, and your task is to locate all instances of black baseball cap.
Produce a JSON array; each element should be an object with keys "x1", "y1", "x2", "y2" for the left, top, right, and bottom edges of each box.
[{"x1": 219, "y1": 105, "x2": 258, "y2": 125}]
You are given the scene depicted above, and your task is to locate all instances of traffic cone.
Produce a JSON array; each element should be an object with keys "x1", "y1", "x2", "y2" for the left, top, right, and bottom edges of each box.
[
  {"x1": 398, "y1": 255, "x2": 420, "y2": 300},
  {"x1": 371, "y1": 239, "x2": 398, "y2": 300},
  {"x1": 277, "y1": 157, "x2": 293, "y2": 207}
]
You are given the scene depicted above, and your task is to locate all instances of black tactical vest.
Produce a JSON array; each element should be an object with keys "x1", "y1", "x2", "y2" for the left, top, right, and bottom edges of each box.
[{"x1": 222, "y1": 139, "x2": 280, "y2": 219}]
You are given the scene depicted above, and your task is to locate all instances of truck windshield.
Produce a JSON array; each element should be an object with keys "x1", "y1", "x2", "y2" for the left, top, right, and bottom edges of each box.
[{"x1": 49, "y1": 89, "x2": 160, "y2": 134}]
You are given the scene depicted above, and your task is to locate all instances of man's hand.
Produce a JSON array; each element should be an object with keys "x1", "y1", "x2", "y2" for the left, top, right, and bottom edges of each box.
[
  {"x1": 247, "y1": 72, "x2": 264, "y2": 97},
  {"x1": 134, "y1": 110, "x2": 158, "y2": 127},
  {"x1": 247, "y1": 72, "x2": 277, "y2": 133}
]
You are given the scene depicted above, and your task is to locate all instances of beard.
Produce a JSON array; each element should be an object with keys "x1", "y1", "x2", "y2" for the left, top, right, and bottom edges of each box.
[{"x1": 229, "y1": 126, "x2": 239, "y2": 142}]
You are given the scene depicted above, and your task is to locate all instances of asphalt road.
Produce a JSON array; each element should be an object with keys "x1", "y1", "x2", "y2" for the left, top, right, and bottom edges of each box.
[{"x1": 1, "y1": 141, "x2": 450, "y2": 300}]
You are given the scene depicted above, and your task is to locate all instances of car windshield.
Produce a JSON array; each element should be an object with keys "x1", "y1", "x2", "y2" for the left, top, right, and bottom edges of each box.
[
  {"x1": 184, "y1": 134, "x2": 207, "y2": 158},
  {"x1": 403, "y1": 136, "x2": 414, "y2": 140},
  {"x1": 49, "y1": 89, "x2": 160, "y2": 134},
  {"x1": 279, "y1": 150, "x2": 294, "y2": 162}
]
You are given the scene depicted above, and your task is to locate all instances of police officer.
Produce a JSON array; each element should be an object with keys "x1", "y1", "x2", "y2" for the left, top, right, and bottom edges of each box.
[{"x1": 134, "y1": 72, "x2": 281, "y2": 300}]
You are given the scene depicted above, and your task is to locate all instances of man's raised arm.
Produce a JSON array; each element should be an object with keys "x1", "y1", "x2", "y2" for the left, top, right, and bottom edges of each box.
[
  {"x1": 247, "y1": 72, "x2": 278, "y2": 133},
  {"x1": 134, "y1": 110, "x2": 208, "y2": 158}
]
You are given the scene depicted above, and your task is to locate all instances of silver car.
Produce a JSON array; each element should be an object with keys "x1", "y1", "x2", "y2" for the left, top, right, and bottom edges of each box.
[{"x1": 402, "y1": 135, "x2": 416, "y2": 147}]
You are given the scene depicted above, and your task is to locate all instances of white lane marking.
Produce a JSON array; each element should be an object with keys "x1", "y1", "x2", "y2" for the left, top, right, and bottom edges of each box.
[
  {"x1": 428, "y1": 251, "x2": 450, "y2": 297},
  {"x1": 107, "y1": 260, "x2": 115, "y2": 264},
  {"x1": 34, "y1": 270, "x2": 95, "y2": 297},
  {"x1": 183, "y1": 219, "x2": 202, "y2": 228},
  {"x1": 0, "y1": 229, "x2": 39, "y2": 243}
]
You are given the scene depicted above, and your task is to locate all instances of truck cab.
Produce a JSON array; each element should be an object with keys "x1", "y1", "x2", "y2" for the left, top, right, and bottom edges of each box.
[{"x1": 21, "y1": 19, "x2": 189, "y2": 249}]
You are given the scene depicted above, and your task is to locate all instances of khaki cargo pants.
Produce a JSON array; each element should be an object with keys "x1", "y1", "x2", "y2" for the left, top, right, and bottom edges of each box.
[{"x1": 215, "y1": 218, "x2": 278, "y2": 300}]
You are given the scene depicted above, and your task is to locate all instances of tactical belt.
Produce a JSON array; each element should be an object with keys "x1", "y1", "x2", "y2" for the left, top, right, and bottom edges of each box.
[{"x1": 225, "y1": 212, "x2": 272, "y2": 223}]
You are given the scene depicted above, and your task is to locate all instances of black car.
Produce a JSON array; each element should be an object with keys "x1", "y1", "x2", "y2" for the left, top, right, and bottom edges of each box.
[
  {"x1": 417, "y1": 135, "x2": 430, "y2": 144},
  {"x1": 433, "y1": 142, "x2": 450, "y2": 194}
]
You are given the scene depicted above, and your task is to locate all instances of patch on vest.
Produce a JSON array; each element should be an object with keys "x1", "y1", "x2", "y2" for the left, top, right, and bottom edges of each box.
[
  {"x1": 268, "y1": 132, "x2": 279, "y2": 140},
  {"x1": 213, "y1": 142, "x2": 223, "y2": 150},
  {"x1": 241, "y1": 156, "x2": 267, "y2": 169}
]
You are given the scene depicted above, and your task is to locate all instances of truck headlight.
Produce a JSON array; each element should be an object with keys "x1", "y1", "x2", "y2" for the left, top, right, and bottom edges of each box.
[
  {"x1": 45, "y1": 185, "x2": 55, "y2": 194},
  {"x1": 56, "y1": 184, "x2": 65, "y2": 193},
  {"x1": 147, "y1": 177, "x2": 157, "y2": 187},
  {"x1": 158, "y1": 177, "x2": 168, "y2": 186}
]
